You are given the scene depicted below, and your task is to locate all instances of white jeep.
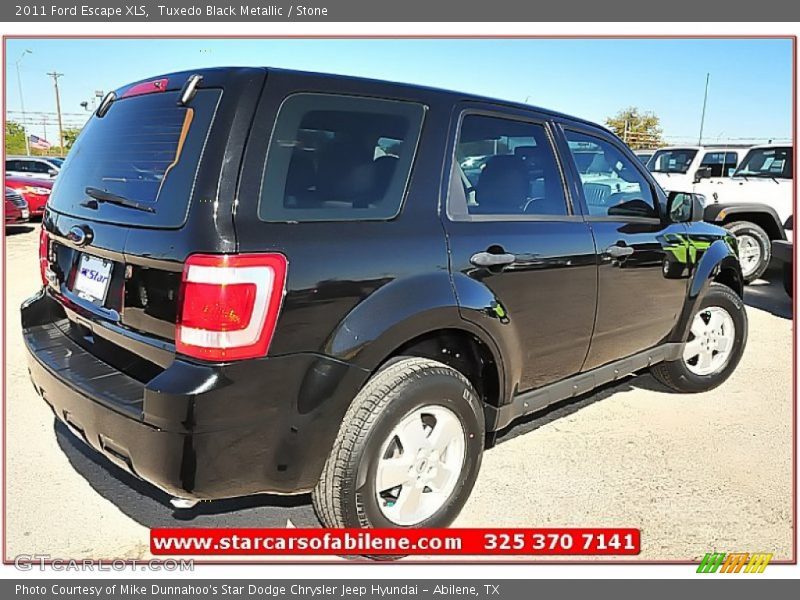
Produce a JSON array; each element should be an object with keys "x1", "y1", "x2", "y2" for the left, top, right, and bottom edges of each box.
[
  {"x1": 648, "y1": 145, "x2": 744, "y2": 193},
  {"x1": 656, "y1": 144, "x2": 792, "y2": 282}
]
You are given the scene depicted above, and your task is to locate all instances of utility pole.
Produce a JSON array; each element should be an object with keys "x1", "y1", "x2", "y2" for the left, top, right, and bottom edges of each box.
[
  {"x1": 15, "y1": 49, "x2": 32, "y2": 154},
  {"x1": 47, "y1": 70, "x2": 65, "y2": 156},
  {"x1": 698, "y1": 73, "x2": 710, "y2": 145}
]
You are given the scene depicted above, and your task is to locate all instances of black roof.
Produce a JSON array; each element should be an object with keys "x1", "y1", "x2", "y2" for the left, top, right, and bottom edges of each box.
[
  {"x1": 117, "y1": 65, "x2": 613, "y2": 137},
  {"x1": 265, "y1": 66, "x2": 609, "y2": 132}
]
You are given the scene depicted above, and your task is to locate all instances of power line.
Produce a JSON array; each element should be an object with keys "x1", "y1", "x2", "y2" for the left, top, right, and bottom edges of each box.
[{"x1": 7, "y1": 109, "x2": 90, "y2": 117}]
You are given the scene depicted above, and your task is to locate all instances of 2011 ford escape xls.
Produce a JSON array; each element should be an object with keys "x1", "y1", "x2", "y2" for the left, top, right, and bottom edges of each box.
[{"x1": 23, "y1": 67, "x2": 747, "y2": 530}]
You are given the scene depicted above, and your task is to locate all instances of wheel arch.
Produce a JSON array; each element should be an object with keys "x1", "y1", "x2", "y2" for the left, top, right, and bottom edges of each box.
[
  {"x1": 675, "y1": 239, "x2": 743, "y2": 341},
  {"x1": 323, "y1": 271, "x2": 508, "y2": 412},
  {"x1": 705, "y1": 203, "x2": 786, "y2": 240}
]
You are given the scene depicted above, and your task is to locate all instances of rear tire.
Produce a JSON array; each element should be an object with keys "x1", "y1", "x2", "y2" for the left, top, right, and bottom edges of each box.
[
  {"x1": 650, "y1": 283, "x2": 747, "y2": 393},
  {"x1": 724, "y1": 220, "x2": 771, "y2": 283},
  {"x1": 312, "y1": 357, "x2": 484, "y2": 531}
]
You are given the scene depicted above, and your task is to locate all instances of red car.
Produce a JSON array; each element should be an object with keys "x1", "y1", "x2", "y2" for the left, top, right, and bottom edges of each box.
[
  {"x1": 5, "y1": 187, "x2": 30, "y2": 224},
  {"x1": 4, "y1": 176, "x2": 52, "y2": 217}
]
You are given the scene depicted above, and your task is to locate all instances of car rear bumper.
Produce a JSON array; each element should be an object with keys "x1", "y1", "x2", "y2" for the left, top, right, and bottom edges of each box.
[{"x1": 22, "y1": 290, "x2": 369, "y2": 500}]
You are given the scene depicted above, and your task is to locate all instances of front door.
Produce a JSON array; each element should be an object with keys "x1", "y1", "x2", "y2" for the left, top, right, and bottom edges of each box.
[{"x1": 559, "y1": 127, "x2": 690, "y2": 371}]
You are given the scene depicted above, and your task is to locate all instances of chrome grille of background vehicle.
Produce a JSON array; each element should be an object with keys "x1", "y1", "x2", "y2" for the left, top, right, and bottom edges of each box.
[{"x1": 5, "y1": 188, "x2": 27, "y2": 208}]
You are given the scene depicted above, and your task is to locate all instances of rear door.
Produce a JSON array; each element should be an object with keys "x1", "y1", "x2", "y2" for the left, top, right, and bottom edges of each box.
[
  {"x1": 442, "y1": 105, "x2": 598, "y2": 392},
  {"x1": 557, "y1": 124, "x2": 690, "y2": 371}
]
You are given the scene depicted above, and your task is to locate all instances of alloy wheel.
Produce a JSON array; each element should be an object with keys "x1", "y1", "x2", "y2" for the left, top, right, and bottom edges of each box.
[
  {"x1": 736, "y1": 233, "x2": 763, "y2": 279},
  {"x1": 374, "y1": 405, "x2": 466, "y2": 526},
  {"x1": 683, "y1": 306, "x2": 736, "y2": 376}
]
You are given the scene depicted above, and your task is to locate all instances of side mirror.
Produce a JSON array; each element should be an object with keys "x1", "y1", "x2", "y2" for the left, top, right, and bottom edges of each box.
[
  {"x1": 668, "y1": 191, "x2": 705, "y2": 223},
  {"x1": 694, "y1": 166, "x2": 712, "y2": 183},
  {"x1": 47, "y1": 169, "x2": 58, "y2": 177}
]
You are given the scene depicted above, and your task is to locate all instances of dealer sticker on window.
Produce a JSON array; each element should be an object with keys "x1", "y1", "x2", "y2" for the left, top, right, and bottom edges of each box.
[{"x1": 73, "y1": 254, "x2": 113, "y2": 304}]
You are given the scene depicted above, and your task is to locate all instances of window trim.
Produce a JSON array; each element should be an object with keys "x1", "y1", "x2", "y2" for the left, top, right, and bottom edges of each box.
[
  {"x1": 559, "y1": 124, "x2": 662, "y2": 223},
  {"x1": 445, "y1": 108, "x2": 580, "y2": 223},
  {"x1": 256, "y1": 91, "x2": 427, "y2": 224}
]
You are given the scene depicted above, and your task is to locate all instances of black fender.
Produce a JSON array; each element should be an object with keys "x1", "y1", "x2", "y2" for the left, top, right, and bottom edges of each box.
[
  {"x1": 704, "y1": 202, "x2": 786, "y2": 240},
  {"x1": 323, "y1": 271, "x2": 505, "y2": 382},
  {"x1": 449, "y1": 271, "x2": 524, "y2": 406},
  {"x1": 673, "y1": 238, "x2": 743, "y2": 342}
]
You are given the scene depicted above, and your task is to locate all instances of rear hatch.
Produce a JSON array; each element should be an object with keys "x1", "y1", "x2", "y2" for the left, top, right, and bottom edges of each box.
[{"x1": 42, "y1": 68, "x2": 266, "y2": 375}]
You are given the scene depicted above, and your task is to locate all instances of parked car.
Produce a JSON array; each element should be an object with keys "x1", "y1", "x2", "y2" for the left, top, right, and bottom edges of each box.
[
  {"x1": 648, "y1": 145, "x2": 744, "y2": 194},
  {"x1": 5, "y1": 187, "x2": 30, "y2": 224},
  {"x1": 4, "y1": 176, "x2": 52, "y2": 218},
  {"x1": 694, "y1": 144, "x2": 793, "y2": 283},
  {"x1": 5, "y1": 155, "x2": 61, "y2": 179},
  {"x1": 22, "y1": 68, "x2": 748, "y2": 531}
]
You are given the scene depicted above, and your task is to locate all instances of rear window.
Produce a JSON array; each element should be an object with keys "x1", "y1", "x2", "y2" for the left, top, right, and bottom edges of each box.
[
  {"x1": 48, "y1": 89, "x2": 221, "y2": 228},
  {"x1": 699, "y1": 151, "x2": 739, "y2": 177},
  {"x1": 258, "y1": 93, "x2": 425, "y2": 222}
]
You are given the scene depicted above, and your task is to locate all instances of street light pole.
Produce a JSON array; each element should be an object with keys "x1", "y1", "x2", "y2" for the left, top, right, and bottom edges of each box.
[{"x1": 15, "y1": 49, "x2": 32, "y2": 155}]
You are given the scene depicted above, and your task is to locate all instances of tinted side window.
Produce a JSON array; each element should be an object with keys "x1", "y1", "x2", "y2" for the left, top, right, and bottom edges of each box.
[
  {"x1": 258, "y1": 93, "x2": 425, "y2": 222},
  {"x1": 700, "y1": 151, "x2": 739, "y2": 177},
  {"x1": 564, "y1": 130, "x2": 657, "y2": 219},
  {"x1": 30, "y1": 161, "x2": 52, "y2": 174},
  {"x1": 449, "y1": 114, "x2": 567, "y2": 218},
  {"x1": 7, "y1": 160, "x2": 26, "y2": 172}
]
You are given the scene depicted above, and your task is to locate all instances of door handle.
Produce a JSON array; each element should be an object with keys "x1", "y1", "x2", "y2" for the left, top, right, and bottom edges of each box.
[
  {"x1": 606, "y1": 243, "x2": 634, "y2": 258},
  {"x1": 470, "y1": 251, "x2": 516, "y2": 268}
]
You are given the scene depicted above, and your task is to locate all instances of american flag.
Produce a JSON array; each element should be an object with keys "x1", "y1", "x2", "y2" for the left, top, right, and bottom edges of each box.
[{"x1": 28, "y1": 135, "x2": 51, "y2": 150}]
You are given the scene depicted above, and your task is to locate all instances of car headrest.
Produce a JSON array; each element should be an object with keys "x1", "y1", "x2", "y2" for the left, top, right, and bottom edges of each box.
[{"x1": 475, "y1": 155, "x2": 529, "y2": 214}]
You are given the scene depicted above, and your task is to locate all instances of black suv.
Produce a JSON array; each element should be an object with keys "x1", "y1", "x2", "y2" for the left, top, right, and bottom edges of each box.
[{"x1": 22, "y1": 68, "x2": 747, "y2": 530}]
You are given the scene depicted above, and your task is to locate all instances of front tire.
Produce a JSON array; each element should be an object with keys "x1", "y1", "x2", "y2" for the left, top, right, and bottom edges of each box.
[
  {"x1": 313, "y1": 357, "x2": 484, "y2": 530},
  {"x1": 724, "y1": 220, "x2": 771, "y2": 283},
  {"x1": 650, "y1": 283, "x2": 747, "y2": 393}
]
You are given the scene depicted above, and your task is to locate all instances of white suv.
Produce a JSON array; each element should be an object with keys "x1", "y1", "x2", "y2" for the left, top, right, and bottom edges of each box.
[
  {"x1": 695, "y1": 144, "x2": 793, "y2": 282},
  {"x1": 647, "y1": 145, "x2": 744, "y2": 193}
]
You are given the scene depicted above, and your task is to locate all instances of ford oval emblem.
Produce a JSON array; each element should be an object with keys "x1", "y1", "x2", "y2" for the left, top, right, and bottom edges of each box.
[{"x1": 67, "y1": 225, "x2": 92, "y2": 247}]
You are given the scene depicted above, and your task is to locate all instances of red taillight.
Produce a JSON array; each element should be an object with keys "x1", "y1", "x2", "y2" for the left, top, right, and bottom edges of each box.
[
  {"x1": 38, "y1": 227, "x2": 50, "y2": 287},
  {"x1": 176, "y1": 253, "x2": 288, "y2": 361},
  {"x1": 121, "y1": 78, "x2": 168, "y2": 98},
  {"x1": 180, "y1": 282, "x2": 258, "y2": 331}
]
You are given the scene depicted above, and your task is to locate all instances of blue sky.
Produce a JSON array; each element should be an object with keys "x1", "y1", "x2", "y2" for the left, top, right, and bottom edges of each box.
[{"x1": 5, "y1": 38, "x2": 793, "y2": 144}]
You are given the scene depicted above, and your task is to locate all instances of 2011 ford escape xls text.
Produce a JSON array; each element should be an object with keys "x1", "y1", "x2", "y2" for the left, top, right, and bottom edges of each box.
[{"x1": 22, "y1": 68, "x2": 747, "y2": 530}]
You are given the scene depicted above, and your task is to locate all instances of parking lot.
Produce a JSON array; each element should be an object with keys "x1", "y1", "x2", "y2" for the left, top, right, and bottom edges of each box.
[{"x1": 3, "y1": 222, "x2": 793, "y2": 562}]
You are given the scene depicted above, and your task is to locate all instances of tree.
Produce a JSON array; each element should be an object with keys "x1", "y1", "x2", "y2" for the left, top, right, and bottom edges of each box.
[
  {"x1": 605, "y1": 107, "x2": 664, "y2": 149},
  {"x1": 5, "y1": 121, "x2": 27, "y2": 155},
  {"x1": 62, "y1": 126, "x2": 82, "y2": 151}
]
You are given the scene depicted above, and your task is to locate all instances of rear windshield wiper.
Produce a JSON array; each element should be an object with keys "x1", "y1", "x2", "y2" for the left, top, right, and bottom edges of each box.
[{"x1": 82, "y1": 187, "x2": 155, "y2": 213}]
